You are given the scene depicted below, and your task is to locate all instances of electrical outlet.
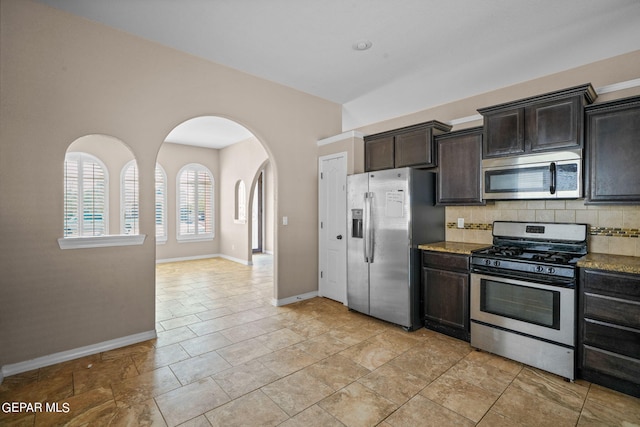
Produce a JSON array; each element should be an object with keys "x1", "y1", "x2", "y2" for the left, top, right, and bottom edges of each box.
[
  {"x1": 282, "y1": 216, "x2": 288, "y2": 226},
  {"x1": 457, "y1": 218, "x2": 465, "y2": 229}
]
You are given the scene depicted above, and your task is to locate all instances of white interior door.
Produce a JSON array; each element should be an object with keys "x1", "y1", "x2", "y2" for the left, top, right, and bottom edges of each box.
[{"x1": 318, "y1": 152, "x2": 347, "y2": 303}]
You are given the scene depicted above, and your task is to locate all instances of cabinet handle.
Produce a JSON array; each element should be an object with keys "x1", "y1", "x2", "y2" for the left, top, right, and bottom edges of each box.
[{"x1": 550, "y1": 162, "x2": 557, "y2": 195}]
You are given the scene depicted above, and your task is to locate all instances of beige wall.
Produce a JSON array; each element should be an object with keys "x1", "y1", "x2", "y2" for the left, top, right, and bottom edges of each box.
[
  {"x1": 318, "y1": 133, "x2": 365, "y2": 175},
  {"x1": 355, "y1": 50, "x2": 640, "y2": 136},
  {"x1": 0, "y1": 0, "x2": 341, "y2": 367},
  {"x1": 155, "y1": 143, "x2": 221, "y2": 260},
  {"x1": 219, "y1": 137, "x2": 270, "y2": 263},
  {"x1": 264, "y1": 161, "x2": 275, "y2": 254}
]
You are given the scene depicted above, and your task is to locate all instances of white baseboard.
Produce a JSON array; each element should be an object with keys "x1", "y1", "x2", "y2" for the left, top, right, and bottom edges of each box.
[
  {"x1": 156, "y1": 254, "x2": 253, "y2": 265},
  {"x1": 156, "y1": 254, "x2": 219, "y2": 264},
  {"x1": 271, "y1": 291, "x2": 318, "y2": 307},
  {"x1": 0, "y1": 330, "x2": 157, "y2": 381},
  {"x1": 219, "y1": 254, "x2": 252, "y2": 266}
]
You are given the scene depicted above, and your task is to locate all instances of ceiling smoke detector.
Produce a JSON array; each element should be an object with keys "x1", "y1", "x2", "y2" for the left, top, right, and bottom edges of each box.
[{"x1": 352, "y1": 40, "x2": 372, "y2": 51}]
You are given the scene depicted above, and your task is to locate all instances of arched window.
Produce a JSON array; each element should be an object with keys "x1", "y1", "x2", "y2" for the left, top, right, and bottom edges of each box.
[
  {"x1": 155, "y1": 164, "x2": 167, "y2": 242},
  {"x1": 64, "y1": 152, "x2": 108, "y2": 237},
  {"x1": 235, "y1": 180, "x2": 247, "y2": 223},
  {"x1": 177, "y1": 163, "x2": 214, "y2": 240},
  {"x1": 121, "y1": 160, "x2": 139, "y2": 235}
]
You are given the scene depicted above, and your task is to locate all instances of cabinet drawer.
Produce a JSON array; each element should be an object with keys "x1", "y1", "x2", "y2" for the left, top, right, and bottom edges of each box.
[
  {"x1": 422, "y1": 251, "x2": 469, "y2": 272},
  {"x1": 583, "y1": 292, "x2": 640, "y2": 329},
  {"x1": 583, "y1": 319, "x2": 640, "y2": 359},
  {"x1": 582, "y1": 345, "x2": 640, "y2": 382},
  {"x1": 582, "y1": 270, "x2": 640, "y2": 301}
]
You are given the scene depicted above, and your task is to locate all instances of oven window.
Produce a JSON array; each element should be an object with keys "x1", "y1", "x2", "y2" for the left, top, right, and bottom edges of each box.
[{"x1": 480, "y1": 279, "x2": 560, "y2": 329}]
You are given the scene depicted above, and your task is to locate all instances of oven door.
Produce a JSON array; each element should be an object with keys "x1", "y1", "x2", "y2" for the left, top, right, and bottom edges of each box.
[
  {"x1": 482, "y1": 151, "x2": 582, "y2": 200},
  {"x1": 470, "y1": 273, "x2": 575, "y2": 346}
]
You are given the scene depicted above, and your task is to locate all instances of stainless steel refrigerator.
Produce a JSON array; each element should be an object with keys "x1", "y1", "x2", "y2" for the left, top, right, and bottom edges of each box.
[{"x1": 347, "y1": 167, "x2": 444, "y2": 331}]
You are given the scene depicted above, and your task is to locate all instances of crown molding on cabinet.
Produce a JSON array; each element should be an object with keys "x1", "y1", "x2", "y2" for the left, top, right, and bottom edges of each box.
[{"x1": 596, "y1": 78, "x2": 640, "y2": 95}]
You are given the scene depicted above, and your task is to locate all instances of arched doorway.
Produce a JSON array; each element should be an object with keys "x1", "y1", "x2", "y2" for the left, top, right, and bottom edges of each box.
[{"x1": 155, "y1": 115, "x2": 275, "y2": 270}]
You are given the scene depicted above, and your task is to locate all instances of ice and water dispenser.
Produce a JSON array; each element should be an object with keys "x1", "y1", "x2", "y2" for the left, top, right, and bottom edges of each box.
[{"x1": 351, "y1": 209, "x2": 363, "y2": 238}]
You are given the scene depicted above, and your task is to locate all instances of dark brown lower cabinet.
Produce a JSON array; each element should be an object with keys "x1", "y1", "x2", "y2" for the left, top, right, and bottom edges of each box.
[
  {"x1": 422, "y1": 251, "x2": 470, "y2": 341},
  {"x1": 578, "y1": 269, "x2": 640, "y2": 397}
]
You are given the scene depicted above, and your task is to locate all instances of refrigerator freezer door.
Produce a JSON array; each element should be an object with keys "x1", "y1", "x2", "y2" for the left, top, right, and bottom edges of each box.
[
  {"x1": 368, "y1": 169, "x2": 411, "y2": 327},
  {"x1": 347, "y1": 173, "x2": 370, "y2": 315}
]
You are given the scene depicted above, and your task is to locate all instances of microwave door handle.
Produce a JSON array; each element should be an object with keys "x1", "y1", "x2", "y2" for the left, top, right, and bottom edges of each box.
[{"x1": 549, "y1": 162, "x2": 556, "y2": 194}]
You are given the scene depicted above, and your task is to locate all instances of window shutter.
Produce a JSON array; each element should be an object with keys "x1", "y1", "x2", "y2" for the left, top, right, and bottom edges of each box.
[
  {"x1": 64, "y1": 153, "x2": 108, "y2": 237},
  {"x1": 177, "y1": 164, "x2": 214, "y2": 239},
  {"x1": 64, "y1": 158, "x2": 80, "y2": 237},
  {"x1": 82, "y1": 159, "x2": 106, "y2": 236},
  {"x1": 155, "y1": 165, "x2": 166, "y2": 239},
  {"x1": 198, "y1": 170, "x2": 213, "y2": 233},
  {"x1": 122, "y1": 162, "x2": 139, "y2": 235}
]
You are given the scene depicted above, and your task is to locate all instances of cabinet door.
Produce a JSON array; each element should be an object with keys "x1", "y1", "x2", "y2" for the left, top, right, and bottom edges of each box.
[
  {"x1": 527, "y1": 96, "x2": 580, "y2": 152},
  {"x1": 436, "y1": 128, "x2": 484, "y2": 205},
  {"x1": 586, "y1": 99, "x2": 640, "y2": 203},
  {"x1": 364, "y1": 136, "x2": 394, "y2": 172},
  {"x1": 423, "y1": 267, "x2": 469, "y2": 331},
  {"x1": 395, "y1": 128, "x2": 434, "y2": 168},
  {"x1": 483, "y1": 109, "x2": 525, "y2": 157}
]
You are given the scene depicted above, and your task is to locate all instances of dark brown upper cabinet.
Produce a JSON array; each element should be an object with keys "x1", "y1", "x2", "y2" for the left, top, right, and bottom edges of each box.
[
  {"x1": 364, "y1": 120, "x2": 452, "y2": 171},
  {"x1": 435, "y1": 127, "x2": 484, "y2": 206},
  {"x1": 585, "y1": 95, "x2": 640, "y2": 204},
  {"x1": 478, "y1": 84, "x2": 597, "y2": 158}
]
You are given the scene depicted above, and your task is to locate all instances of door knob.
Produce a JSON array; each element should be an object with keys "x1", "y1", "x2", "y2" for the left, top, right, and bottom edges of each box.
[{"x1": 337, "y1": 235, "x2": 343, "y2": 240}]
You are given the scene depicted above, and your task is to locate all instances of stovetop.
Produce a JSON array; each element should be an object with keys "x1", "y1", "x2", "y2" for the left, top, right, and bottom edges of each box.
[
  {"x1": 473, "y1": 245, "x2": 583, "y2": 266},
  {"x1": 470, "y1": 221, "x2": 588, "y2": 281}
]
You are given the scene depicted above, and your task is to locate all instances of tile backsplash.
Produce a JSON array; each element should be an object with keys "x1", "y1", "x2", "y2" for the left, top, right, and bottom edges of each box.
[{"x1": 445, "y1": 200, "x2": 640, "y2": 257}]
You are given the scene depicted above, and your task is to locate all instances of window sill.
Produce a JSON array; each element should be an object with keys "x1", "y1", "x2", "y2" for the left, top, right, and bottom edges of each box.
[{"x1": 58, "y1": 234, "x2": 147, "y2": 250}]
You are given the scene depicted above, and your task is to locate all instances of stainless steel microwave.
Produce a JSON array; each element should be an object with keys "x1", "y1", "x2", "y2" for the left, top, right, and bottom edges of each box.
[{"x1": 482, "y1": 149, "x2": 582, "y2": 200}]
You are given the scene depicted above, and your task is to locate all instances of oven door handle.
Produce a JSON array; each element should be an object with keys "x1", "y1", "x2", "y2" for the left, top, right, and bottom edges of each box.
[{"x1": 549, "y1": 162, "x2": 556, "y2": 195}]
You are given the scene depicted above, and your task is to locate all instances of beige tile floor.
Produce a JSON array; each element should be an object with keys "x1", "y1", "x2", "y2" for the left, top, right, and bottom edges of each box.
[{"x1": 2, "y1": 254, "x2": 639, "y2": 426}]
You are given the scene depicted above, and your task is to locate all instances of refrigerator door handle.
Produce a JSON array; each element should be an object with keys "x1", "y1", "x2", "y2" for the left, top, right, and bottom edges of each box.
[{"x1": 365, "y1": 192, "x2": 374, "y2": 263}]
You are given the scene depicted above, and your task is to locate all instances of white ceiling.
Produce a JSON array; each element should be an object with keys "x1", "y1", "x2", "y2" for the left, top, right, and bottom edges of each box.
[
  {"x1": 36, "y1": 0, "x2": 640, "y2": 146},
  {"x1": 164, "y1": 116, "x2": 254, "y2": 149}
]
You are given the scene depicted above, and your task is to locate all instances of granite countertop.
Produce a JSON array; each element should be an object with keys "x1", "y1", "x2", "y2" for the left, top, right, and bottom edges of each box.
[
  {"x1": 577, "y1": 253, "x2": 640, "y2": 275},
  {"x1": 418, "y1": 241, "x2": 490, "y2": 255}
]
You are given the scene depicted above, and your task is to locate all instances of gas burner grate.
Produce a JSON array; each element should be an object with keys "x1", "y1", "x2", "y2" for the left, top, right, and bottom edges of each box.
[
  {"x1": 531, "y1": 252, "x2": 574, "y2": 264},
  {"x1": 485, "y1": 246, "x2": 524, "y2": 257}
]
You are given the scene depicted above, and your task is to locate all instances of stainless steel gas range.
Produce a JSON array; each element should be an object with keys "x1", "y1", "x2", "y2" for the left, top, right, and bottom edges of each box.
[{"x1": 470, "y1": 221, "x2": 587, "y2": 380}]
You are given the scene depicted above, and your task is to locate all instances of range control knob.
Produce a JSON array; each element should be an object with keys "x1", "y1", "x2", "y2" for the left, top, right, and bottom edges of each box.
[
  {"x1": 485, "y1": 259, "x2": 492, "y2": 266},
  {"x1": 535, "y1": 265, "x2": 544, "y2": 273},
  {"x1": 548, "y1": 267, "x2": 556, "y2": 274},
  {"x1": 493, "y1": 260, "x2": 501, "y2": 267}
]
